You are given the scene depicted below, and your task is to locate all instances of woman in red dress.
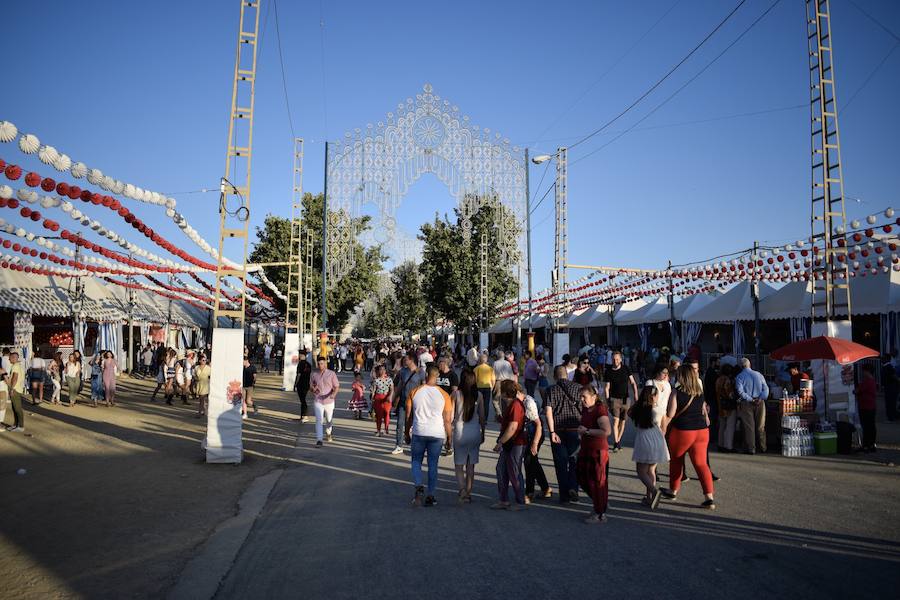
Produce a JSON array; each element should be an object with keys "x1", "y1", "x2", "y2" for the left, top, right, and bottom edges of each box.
[{"x1": 576, "y1": 385, "x2": 612, "y2": 524}]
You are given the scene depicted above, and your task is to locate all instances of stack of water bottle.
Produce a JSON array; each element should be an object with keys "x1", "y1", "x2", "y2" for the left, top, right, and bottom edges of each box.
[{"x1": 782, "y1": 415, "x2": 814, "y2": 457}]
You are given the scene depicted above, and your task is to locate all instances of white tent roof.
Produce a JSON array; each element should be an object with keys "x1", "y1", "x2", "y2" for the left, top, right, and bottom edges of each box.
[
  {"x1": 0, "y1": 270, "x2": 210, "y2": 327},
  {"x1": 612, "y1": 299, "x2": 648, "y2": 325},
  {"x1": 674, "y1": 293, "x2": 716, "y2": 320},
  {"x1": 488, "y1": 317, "x2": 512, "y2": 334},
  {"x1": 569, "y1": 305, "x2": 603, "y2": 328},
  {"x1": 681, "y1": 281, "x2": 777, "y2": 323},
  {"x1": 522, "y1": 314, "x2": 548, "y2": 329},
  {"x1": 757, "y1": 270, "x2": 900, "y2": 319},
  {"x1": 588, "y1": 305, "x2": 613, "y2": 328},
  {"x1": 616, "y1": 296, "x2": 668, "y2": 326}
]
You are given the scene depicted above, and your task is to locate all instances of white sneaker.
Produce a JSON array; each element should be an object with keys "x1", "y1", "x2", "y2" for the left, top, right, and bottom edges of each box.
[
  {"x1": 242, "y1": 412, "x2": 248, "y2": 420},
  {"x1": 391, "y1": 446, "x2": 403, "y2": 455},
  {"x1": 301, "y1": 416, "x2": 309, "y2": 423},
  {"x1": 8, "y1": 427, "x2": 24, "y2": 433}
]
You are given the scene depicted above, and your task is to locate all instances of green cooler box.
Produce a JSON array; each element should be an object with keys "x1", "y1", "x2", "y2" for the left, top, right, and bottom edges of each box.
[{"x1": 814, "y1": 432, "x2": 837, "y2": 455}]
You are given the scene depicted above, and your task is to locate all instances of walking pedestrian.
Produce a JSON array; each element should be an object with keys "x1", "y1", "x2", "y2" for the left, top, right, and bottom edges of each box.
[
  {"x1": 661, "y1": 364, "x2": 716, "y2": 509},
  {"x1": 0, "y1": 370, "x2": 9, "y2": 429},
  {"x1": 348, "y1": 372, "x2": 367, "y2": 420},
  {"x1": 856, "y1": 363, "x2": 878, "y2": 452},
  {"x1": 311, "y1": 355, "x2": 340, "y2": 446},
  {"x1": 405, "y1": 364, "x2": 452, "y2": 507},
  {"x1": 523, "y1": 350, "x2": 539, "y2": 398},
  {"x1": 90, "y1": 354, "x2": 105, "y2": 407},
  {"x1": 491, "y1": 380, "x2": 527, "y2": 511},
  {"x1": 48, "y1": 354, "x2": 61, "y2": 405},
  {"x1": 102, "y1": 350, "x2": 117, "y2": 407},
  {"x1": 604, "y1": 351, "x2": 638, "y2": 453},
  {"x1": 576, "y1": 385, "x2": 612, "y2": 523},
  {"x1": 294, "y1": 349, "x2": 312, "y2": 423},
  {"x1": 545, "y1": 365, "x2": 584, "y2": 503},
  {"x1": 519, "y1": 383, "x2": 551, "y2": 504},
  {"x1": 194, "y1": 354, "x2": 211, "y2": 418},
  {"x1": 370, "y1": 364, "x2": 394, "y2": 436},
  {"x1": 492, "y1": 350, "x2": 515, "y2": 422},
  {"x1": 474, "y1": 353, "x2": 495, "y2": 422},
  {"x1": 452, "y1": 370, "x2": 484, "y2": 503},
  {"x1": 734, "y1": 358, "x2": 769, "y2": 454},
  {"x1": 573, "y1": 354, "x2": 596, "y2": 387},
  {"x1": 715, "y1": 364, "x2": 737, "y2": 451},
  {"x1": 630, "y1": 383, "x2": 668, "y2": 509},
  {"x1": 391, "y1": 351, "x2": 424, "y2": 455},
  {"x1": 64, "y1": 353, "x2": 81, "y2": 407},
  {"x1": 29, "y1": 352, "x2": 46, "y2": 405},
  {"x1": 242, "y1": 357, "x2": 257, "y2": 418},
  {"x1": 4, "y1": 353, "x2": 26, "y2": 432}
]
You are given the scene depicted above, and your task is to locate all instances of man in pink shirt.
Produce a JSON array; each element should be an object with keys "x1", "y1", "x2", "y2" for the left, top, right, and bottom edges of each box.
[{"x1": 310, "y1": 355, "x2": 340, "y2": 447}]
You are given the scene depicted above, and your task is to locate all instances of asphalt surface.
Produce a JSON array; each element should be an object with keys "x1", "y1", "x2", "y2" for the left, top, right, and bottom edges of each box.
[{"x1": 205, "y1": 372, "x2": 900, "y2": 600}]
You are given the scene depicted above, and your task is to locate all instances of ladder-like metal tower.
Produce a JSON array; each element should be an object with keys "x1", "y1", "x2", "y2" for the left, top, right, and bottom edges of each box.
[
  {"x1": 807, "y1": 0, "x2": 850, "y2": 322},
  {"x1": 285, "y1": 138, "x2": 305, "y2": 335},
  {"x1": 213, "y1": 0, "x2": 261, "y2": 323},
  {"x1": 303, "y1": 227, "x2": 315, "y2": 338},
  {"x1": 480, "y1": 230, "x2": 488, "y2": 330},
  {"x1": 553, "y1": 146, "x2": 569, "y2": 321}
]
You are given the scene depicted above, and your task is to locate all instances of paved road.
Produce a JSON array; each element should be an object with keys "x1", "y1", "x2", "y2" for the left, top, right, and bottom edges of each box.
[{"x1": 211, "y1": 373, "x2": 900, "y2": 599}]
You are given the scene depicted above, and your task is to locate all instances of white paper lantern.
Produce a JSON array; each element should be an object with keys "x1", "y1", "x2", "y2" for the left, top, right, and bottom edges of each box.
[
  {"x1": 0, "y1": 121, "x2": 17, "y2": 143},
  {"x1": 38, "y1": 145, "x2": 59, "y2": 165},
  {"x1": 15, "y1": 227, "x2": 25, "y2": 237},
  {"x1": 850, "y1": 219, "x2": 860, "y2": 229},
  {"x1": 53, "y1": 153, "x2": 72, "y2": 172},
  {"x1": 71, "y1": 209, "x2": 82, "y2": 219},
  {"x1": 165, "y1": 208, "x2": 175, "y2": 218},
  {"x1": 17, "y1": 189, "x2": 37, "y2": 203},
  {"x1": 80, "y1": 217, "x2": 90, "y2": 226},
  {"x1": 101, "y1": 175, "x2": 114, "y2": 191},
  {"x1": 165, "y1": 197, "x2": 176, "y2": 209},
  {"x1": 867, "y1": 215, "x2": 877, "y2": 225},
  {"x1": 18, "y1": 133, "x2": 39, "y2": 154},
  {"x1": 70, "y1": 162, "x2": 87, "y2": 178},
  {"x1": 87, "y1": 169, "x2": 103, "y2": 185},
  {"x1": 25, "y1": 232, "x2": 34, "y2": 241},
  {"x1": 0, "y1": 185, "x2": 11, "y2": 199},
  {"x1": 886, "y1": 208, "x2": 895, "y2": 218},
  {"x1": 124, "y1": 183, "x2": 136, "y2": 198},
  {"x1": 112, "y1": 180, "x2": 125, "y2": 194},
  {"x1": 60, "y1": 201, "x2": 73, "y2": 213}
]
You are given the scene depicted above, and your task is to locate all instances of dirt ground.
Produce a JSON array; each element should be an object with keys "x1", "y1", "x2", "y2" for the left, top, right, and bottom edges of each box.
[{"x1": 0, "y1": 370, "x2": 300, "y2": 600}]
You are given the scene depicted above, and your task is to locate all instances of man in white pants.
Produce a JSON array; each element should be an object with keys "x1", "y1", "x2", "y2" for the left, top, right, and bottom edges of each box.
[{"x1": 310, "y1": 355, "x2": 340, "y2": 447}]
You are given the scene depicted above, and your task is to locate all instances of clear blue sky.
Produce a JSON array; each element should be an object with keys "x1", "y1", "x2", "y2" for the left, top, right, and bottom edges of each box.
[{"x1": 2, "y1": 0, "x2": 898, "y2": 297}]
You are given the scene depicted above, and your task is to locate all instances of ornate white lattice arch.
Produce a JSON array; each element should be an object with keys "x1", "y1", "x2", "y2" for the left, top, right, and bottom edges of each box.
[{"x1": 326, "y1": 83, "x2": 525, "y2": 281}]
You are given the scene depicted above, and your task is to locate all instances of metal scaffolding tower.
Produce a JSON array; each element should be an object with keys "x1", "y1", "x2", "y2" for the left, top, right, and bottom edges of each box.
[
  {"x1": 213, "y1": 0, "x2": 261, "y2": 324},
  {"x1": 303, "y1": 228, "x2": 315, "y2": 337},
  {"x1": 480, "y1": 230, "x2": 488, "y2": 330},
  {"x1": 807, "y1": 0, "x2": 850, "y2": 322},
  {"x1": 553, "y1": 147, "x2": 569, "y2": 320},
  {"x1": 285, "y1": 138, "x2": 305, "y2": 335}
]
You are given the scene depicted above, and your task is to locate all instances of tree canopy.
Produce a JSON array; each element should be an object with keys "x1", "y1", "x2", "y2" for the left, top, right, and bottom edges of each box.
[
  {"x1": 418, "y1": 197, "x2": 519, "y2": 330},
  {"x1": 248, "y1": 192, "x2": 384, "y2": 333}
]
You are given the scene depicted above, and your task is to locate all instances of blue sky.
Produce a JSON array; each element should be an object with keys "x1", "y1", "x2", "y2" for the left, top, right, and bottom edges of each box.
[{"x1": 2, "y1": 0, "x2": 899, "y2": 298}]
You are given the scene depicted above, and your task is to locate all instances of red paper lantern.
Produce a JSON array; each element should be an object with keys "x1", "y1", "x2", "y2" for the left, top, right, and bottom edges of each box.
[
  {"x1": 4, "y1": 165, "x2": 22, "y2": 180},
  {"x1": 12, "y1": 243, "x2": 20, "y2": 252},
  {"x1": 40, "y1": 178, "x2": 55, "y2": 192},
  {"x1": 67, "y1": 186, "x2": 81, "y2": 200},
  {"x1": 20, "y1": 207, "x2": 32, "y2": 218},
  {"x1": 30, "y1": 212, "x2": 40, "y2": 221},
  {"x1": 24, "y1": 172, "x2": 40, "y2": 187},
  {"x1": 1, "y1": 240, "x2": 10, "y2": 248}
]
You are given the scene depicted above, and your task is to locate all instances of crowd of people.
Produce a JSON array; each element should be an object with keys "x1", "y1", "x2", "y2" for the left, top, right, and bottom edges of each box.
[
  {"x1": 294, "y1": 339, "x2": 822, "y2": 523},
  {"x1": 0, "y1": 346, "x2": 122, "y2": 433}
]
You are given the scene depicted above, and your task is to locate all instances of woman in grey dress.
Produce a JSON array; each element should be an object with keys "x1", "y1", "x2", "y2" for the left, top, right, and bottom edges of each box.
[{"x1": 453, "y1": 370, "x2": 484, "y2": 503}]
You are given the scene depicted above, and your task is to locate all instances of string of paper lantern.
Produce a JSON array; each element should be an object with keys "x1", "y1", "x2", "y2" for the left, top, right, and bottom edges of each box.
[
  {"x1": 0, "y1": 122, "x2": 232, "y2": 266},
  {"x1": 0, "y1": 158, "x2": 237, "y2": 271}
]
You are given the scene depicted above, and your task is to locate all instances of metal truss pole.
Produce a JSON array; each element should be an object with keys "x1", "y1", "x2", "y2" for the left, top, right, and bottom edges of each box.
[
  {"x1": 213, "y1": 0, "x2": 261, "y2": 325},
  {"x1": 553, "y1": 147, "x2": 568, "y2": 328},
  {"x1": 807, "y1": 0, "x2": 850, "y2": 323},
  {"x1": 321, "y1": 141, "x2": 329, "y2": 333},
  {"x1": 480, "y1": 230, "x2": 488, "y2": 332},
  {"x1": 286, "y1": 138, "x2": 304, "y2": 335}
]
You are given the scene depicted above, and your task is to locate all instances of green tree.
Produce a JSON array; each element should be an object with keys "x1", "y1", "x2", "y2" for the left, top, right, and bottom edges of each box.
[
  {"x1": 390, "y1": 261, "x2": 429, "y2": 333},
  {"x1": 418, "y1": 196, "x2": 519, "y2": 330},
  {"x1": 248, "y1": 192, "x2": 385, "y2": 333}
]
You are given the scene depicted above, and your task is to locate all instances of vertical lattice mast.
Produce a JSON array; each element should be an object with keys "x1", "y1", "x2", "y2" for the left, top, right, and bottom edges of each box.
[
  {"x1": 554, "y1": 147, "x2": 569, "y2": 318},
  {"x1": 213, "y1": 0, "x2": 261, "y2": 323},
  {"x1": 807, "y1": 0, "x2": 850, "y2": 322},
  {"x1": 304, "y1": 228, "x2": 315, "y2": 335},
  {"x1": 286, "y1": 138, "x2": 305, "y2": 334}
]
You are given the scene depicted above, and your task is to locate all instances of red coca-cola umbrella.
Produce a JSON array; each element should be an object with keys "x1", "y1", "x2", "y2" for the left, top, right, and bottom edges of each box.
[{"x1": 769, "y1": 336, "x2": 878, "y2": 365}]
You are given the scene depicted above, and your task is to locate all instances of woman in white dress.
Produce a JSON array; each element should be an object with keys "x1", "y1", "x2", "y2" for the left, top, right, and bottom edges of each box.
[{"x1": 630, "y1": 382, "x2": 670, "y2": 510}]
